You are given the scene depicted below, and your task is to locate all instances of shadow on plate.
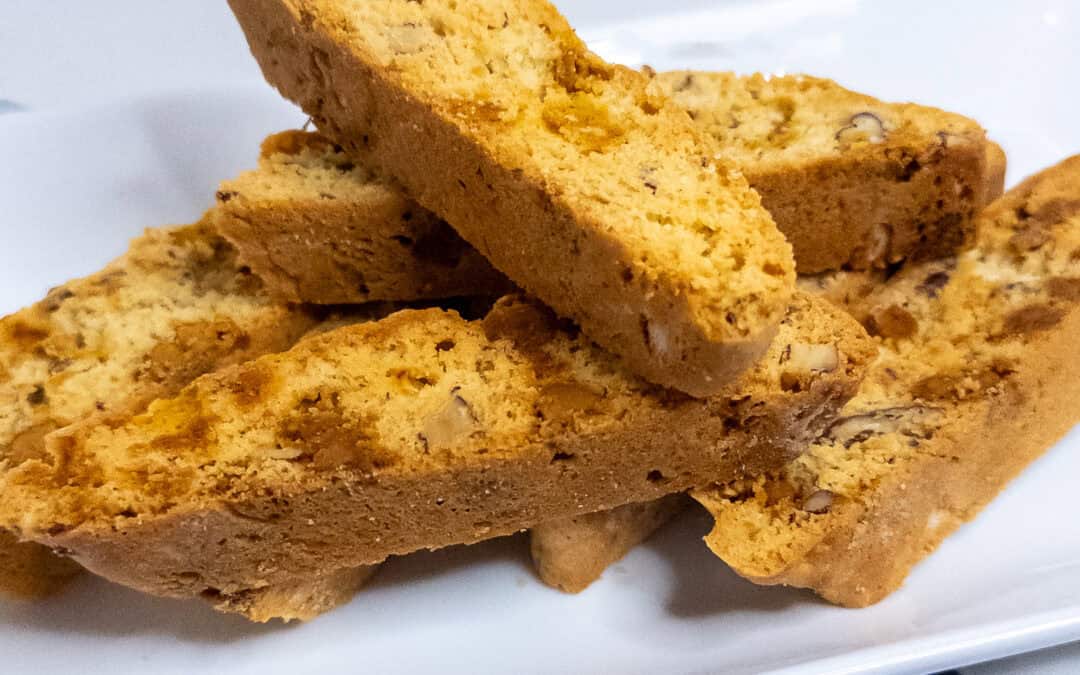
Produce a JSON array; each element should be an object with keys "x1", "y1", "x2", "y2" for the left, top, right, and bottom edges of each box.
[
  {"x1": 0, "y1": 573, "x2": 277, "y2": 643},
  {"x1": 0, "y1": 532, "x2": 533, "y2": 642},
  {"x1": 642, "y1": 501, "x2": 823, "y2": 619}
]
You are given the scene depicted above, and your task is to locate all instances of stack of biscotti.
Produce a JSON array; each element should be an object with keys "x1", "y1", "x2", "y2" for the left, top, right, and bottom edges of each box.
[
  {"x1": 0, "y1": 223, "x2": 315, "y2": 600},
  {"x1": 532, "y1": 157, "x2": 1080, "y2": 602},
  {"x1": 0, "y1": 0, "x2": 1027, "y2": 624}
]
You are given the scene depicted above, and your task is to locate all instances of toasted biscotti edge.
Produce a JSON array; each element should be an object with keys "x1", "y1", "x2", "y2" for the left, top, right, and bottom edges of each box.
[
  {"x1": 212, "y1": 130, "x2": 510, "y2": 304},
  {"x1": 696, "y1": 156, "x2": 1080, "y2": 606},
  {"x1": 654, "y1": 71, "x2": 1001, "y2": 273},
  {"x1": 228, "y1": 0, "x2": 797, "y2": 397},
  {"x1": 0, "y1": 221, "x2": 318, "y2": 600},
  {"x1": 1, "y1": 291, "x2": 872, "y2": 604}
]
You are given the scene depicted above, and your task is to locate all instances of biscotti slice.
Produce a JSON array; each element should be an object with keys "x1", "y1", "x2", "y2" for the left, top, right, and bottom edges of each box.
[
  {"x1": 695, "y1": 156, "x2": 1080, "y2": 606},
  {"x1": 525, "y1": 268, "x2": 887, "y2": 594},
  {"x1": 0, "y1": 291, "x2": 872, "y2": 606},
  {"x1": 529, "y1": 494, "x2": 688, "y2": 594},
  {"x1": 212, "y1": 130, "x2": 509, "y2": 304},
  {"x1": 656, "y1": 71, "x2": 1000, "y2": 273},
  {"x1": 228, "y1": 0, "x2": 797, "y2": 397},
  {"x1": 0, "y1": 221, "x2": 317, "y2": 600}
]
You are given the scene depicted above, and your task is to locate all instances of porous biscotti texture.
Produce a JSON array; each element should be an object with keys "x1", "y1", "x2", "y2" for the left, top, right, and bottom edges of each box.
[
  {"x1": 228, "y1": 0, "x2": 798, "y2": 397},
  {"x1": 0, "y1": 291, "x2": 872, "y2": 604},
  {"x1": 694, "y1": 156, "x2": 1080, "y2": 606},
  {"x1": 0, "y1": 222, "x2": 316, "y2": 599},
  {"x1": 655, "y1": 71, "x2": 999, "y2": 273},
  {"x1": 529, "y1": 494, "x2": 688, "y2": 593},
  {"x1": 212, "y1": 130, "x2": 509, "y2": 304}
]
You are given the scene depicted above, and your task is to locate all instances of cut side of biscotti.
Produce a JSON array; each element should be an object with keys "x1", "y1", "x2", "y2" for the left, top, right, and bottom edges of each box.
[
  {"x1": 0, "y1": 221, "x2": 317, "y2": 599},
  {"x1": 0, "y1": 291, "x2": 872, "y2": 605},
  {"x1": 229, "y1": 0, "x2": 797, "y2": 397},
  {"x1": 695, "y1": 155, "x2": 1080, "y2": 606},
  {"x1": 655, "y1": 71, "x2": 1000, "y2": 273},
  {"x1": 212, "y1": 130, "x2": 510, "y2": 304}
]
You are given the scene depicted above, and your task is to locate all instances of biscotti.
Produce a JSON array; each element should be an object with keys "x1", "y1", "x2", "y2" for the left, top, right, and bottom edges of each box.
[
  {"x1": 695, "y1": 155, "x2": 1080, "y2": 606},
  {"x1": 529, "y1": 494, "x2": 688, "y2": 594},
  {"x1": 0, "y1": 221, "x2": 316, "y2": 599},
  {"x1": 655, "y1": 71, "x2": 1000, "y2": 273},
  {"x1": 0, "y1": 291, "x2": 872, "y2": 605},
  {"x1": 524, "y1": 140, "x2": 1006, "y2": 595},
  {"x1": 229, "y1": 0, "x2": 797, "y2": 396},
  {"x1": 212, "y1": 130, "x2": 509, "y2": 304}
]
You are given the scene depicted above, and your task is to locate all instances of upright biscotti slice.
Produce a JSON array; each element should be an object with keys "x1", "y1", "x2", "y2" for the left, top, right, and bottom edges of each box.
[
  {"x1": 212, "y1": 130, "x2": 509, "y2": 304},
  {"x1": 0, "y1": 222, "x2": 317, "y2": 599},
  {"x1": 228, "y1": 0, "x2": 797, "y2": 396},
  {"x1": 0, "y1": 292, "x2": 872, "y2": 606},
  {"x1": 656, "y1": 71, "x2": 999, "y2": 273},
  {"x1": 695, "y1": 156, "x2": 1080, "y2": 606}
]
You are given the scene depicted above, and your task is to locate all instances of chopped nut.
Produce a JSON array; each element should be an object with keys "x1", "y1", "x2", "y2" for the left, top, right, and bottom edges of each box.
[
  {"x1": 801, "y1": 490, "x2": 834, "y2": 514},
  {"x1": 836, "y1": 112, "x2": 887, "y2": 148},
  {"x1": 421, "y1": 387, "x2": 477, "y2": 450},
  {"x1": 825, "y1": 406, "x2": 941, "y2": 447},
  {"x1": 917, "y1": 269, "x2": 952, "y2": 298},
  {"x1": 867, "y1": 304, "x2": 918, "y2": 339},
  {"x1": 849, "y1": 223, "x2": 891, "y2": 267},
  {"x1": 26, "y1": 385, "x2": 47, "y2": 406},
  {"x1": 783, "y1": 343, "x2": 839, "y2": 373},
  {"x1": 1002, "y1": 304, "x2": 1066, "y2": 335}
]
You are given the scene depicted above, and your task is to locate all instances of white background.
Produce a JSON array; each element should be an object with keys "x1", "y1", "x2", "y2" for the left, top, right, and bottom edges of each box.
[{"x1": 2, "y1": 1, "x2": 1079, "y2": 672}]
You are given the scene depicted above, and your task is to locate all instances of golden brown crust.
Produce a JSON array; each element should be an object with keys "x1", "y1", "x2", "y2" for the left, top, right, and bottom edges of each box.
[
  {"x1": 529, "y1": 494, "x2": 688, "y2": 593},
  {"x1": 228, "y1": 0, "x2": 797, "y2": 397},
  {"x1": 213, "y1": 130, "x2": 510, "y2": 304},
  {"x1": 1, "y1": 292, "x2": 872, "y2": 604},
  {"x1": 0, "y1": 222, "x2": 317, "y2": 599},
  {"x1": 696, "y1": 155, "x2": 1080, "y2": 606}
]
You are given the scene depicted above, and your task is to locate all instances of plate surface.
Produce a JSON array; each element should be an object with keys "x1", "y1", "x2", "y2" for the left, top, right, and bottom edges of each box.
[{"x1": 1, "y1": 1, "x2": 1080, "y2": 673}]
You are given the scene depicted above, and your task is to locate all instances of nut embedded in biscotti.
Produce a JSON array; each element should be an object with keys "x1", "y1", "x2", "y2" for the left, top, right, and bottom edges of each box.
[
  {"x1": 781, "y1": 343, "x2": 839, "y2": 373},
  {"x1": 867, "y1": 304, "x2": 919, "y2": 339},
  {"x1": 801, "y1": 490, "x2": 834, "y2": 514},
  {"x1": 824, "y1": 406, "x2": 942, "y2": 448},
  {"x1": 420, "y1": 387, "x2": 477, "y2": 450},
  {"x1": 836, "y1": 112, "x2": 887, "y2": 148}
]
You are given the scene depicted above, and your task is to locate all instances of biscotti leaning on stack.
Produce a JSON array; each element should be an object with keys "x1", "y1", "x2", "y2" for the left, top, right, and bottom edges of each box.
[
  {"x1": 229, "y1": 0, "x2": 799, "y2": 396},
  {"x1": 211, "y1": 130, "x2": 510, "y2": 305},
  {"x1": 695, "y1": 156, "x2": 1080, "y2": 606},
  {"x1": 0, "y1": 222, "x2": 317, "y2": 599},
  {"x1": 653, "y1": 70, "x2": 1001, "y2": 272},
  {"x1": 0, "y1": 289, "x2": 874, "y2": 609}
]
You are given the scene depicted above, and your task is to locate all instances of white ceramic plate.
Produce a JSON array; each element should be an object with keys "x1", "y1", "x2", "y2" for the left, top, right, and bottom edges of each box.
[{"x1": 2, "y1": 2, "x2": 1080, "y2": 673}]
